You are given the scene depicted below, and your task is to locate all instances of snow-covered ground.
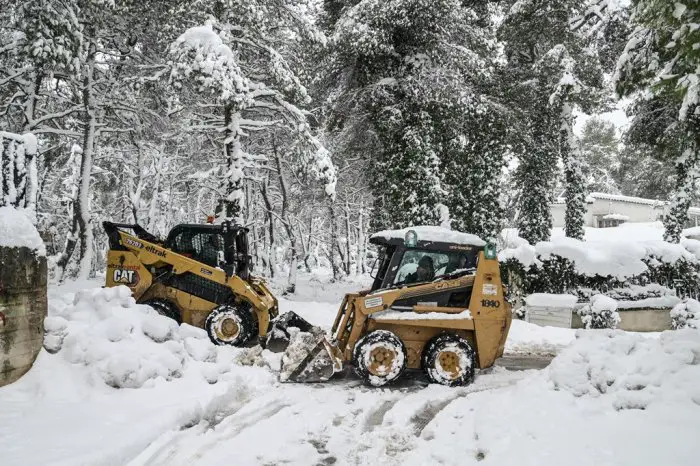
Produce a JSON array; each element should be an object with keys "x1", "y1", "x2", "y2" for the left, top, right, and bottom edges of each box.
[{"x1": 1, "y1": 274, "x2": 699, "y2": 466}]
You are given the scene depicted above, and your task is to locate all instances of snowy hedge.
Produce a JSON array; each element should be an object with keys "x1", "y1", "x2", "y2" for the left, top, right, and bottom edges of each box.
[{"x1": 500, "y1": 236, "x2": 700, "y2": 303}]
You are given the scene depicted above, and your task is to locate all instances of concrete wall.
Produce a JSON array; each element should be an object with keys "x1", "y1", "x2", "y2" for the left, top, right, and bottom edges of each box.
[
  {"x1": 571, "y1": 308, "x2": 672, "y2": 332},
  {"x1": 0, "y1": 246, "x2": 47, "y2": 387}
]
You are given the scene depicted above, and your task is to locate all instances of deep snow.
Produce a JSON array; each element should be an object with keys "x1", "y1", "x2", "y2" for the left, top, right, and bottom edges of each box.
[{"x1": 1, "y1": 273, "x2": 699, "y2": 466}]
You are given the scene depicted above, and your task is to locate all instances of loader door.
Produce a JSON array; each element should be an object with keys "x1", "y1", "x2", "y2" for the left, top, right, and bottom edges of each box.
[{"x1": 166, "y1": 227, "x2": 225, "y2": 268}]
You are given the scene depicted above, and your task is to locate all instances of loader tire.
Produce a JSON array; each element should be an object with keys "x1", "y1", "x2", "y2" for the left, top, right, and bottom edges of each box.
[
  {"x1": 143, "y1": 299, "x2": 181, "y2": 324},
  {"x1": 422, "y1": 333, "x2": 475, "y2": 387},
  {"x1": 205, "y1": 304, "x2": 255, "y2": 347},
  {"x1": 353, "y1": 330, "x2": 407, "y2": 387}
]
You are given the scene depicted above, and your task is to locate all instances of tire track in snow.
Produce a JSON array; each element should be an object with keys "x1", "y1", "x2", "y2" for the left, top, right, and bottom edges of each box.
[
  {"x1": 345, "y1": 369, "x2": 534, "y2": 465},
  {"x1": 127, "y1": 397, "x2": 290, "y2": 466}
]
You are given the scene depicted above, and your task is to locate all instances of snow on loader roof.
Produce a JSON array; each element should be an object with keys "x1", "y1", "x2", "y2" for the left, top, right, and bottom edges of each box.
[{"x1": 370, "y1": 225, "x2": 486, "y2": 247}]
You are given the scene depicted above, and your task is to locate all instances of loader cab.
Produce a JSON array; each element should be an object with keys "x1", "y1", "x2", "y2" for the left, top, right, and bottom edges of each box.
[
  {"x1": 368, "y1": 227, "x2": 483, "y2": 292},
  {"x1": 165, "y1": 222, "x2": 251, "y2": 279}
]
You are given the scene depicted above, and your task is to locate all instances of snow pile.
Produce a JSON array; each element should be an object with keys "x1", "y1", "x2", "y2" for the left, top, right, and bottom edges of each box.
[
  {"x1": 44, "y1": 286, "x2": 241, "y2": 388},
  {"x1": 549, "y1": 329, "x2": 700, "y2": 410},
  {"x1": 371, "y1": 225, "x2": 485, "y2": 247},
  {"x1": 0, "y1": 206, "x2": 45, "y2": 255},
  {"x1": 616, "y1": 295, "x2": 681, "y2": 309},
  {"x1": 505, "y1": 319, "x2": 576, "y2": 355},
  {"x1": 525, "y1": 293, "x2": 578, "y2": 308},
  {"x1": 577, "y1": 294, "x2": 620, "y2": 329},
  {"x1": 279, "y1": 327, "x2": 332, "y2": 382},
  {"x1": 671, "y1": 299, "x2": 700, "y2": 329},
  {"x1": 602, "y1": 213, "x2": 629, "y2": 221}
]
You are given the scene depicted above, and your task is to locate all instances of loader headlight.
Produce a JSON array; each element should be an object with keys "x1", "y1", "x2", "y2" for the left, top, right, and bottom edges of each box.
[
  {"x1": 404, "y1": 229, "x2": 418, "y2": 248},
  {"x1": 484, "y1": 242, "x2": 497, "y2": 260}
]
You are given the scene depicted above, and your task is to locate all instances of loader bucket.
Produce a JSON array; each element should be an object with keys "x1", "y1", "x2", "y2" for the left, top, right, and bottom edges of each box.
[
  {"x1": 266, "y1": 311, "x2": 323, "y2": 353},
  {"x1": 280, "y1": 334, "x2": 343, "y2": 383},
  {"x1": 267, "y1": 311, "x2": 343, "y2": 382}
]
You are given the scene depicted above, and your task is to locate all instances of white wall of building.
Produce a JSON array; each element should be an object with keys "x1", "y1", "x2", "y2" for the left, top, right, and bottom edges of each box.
[{"x1": 551, "y1": 193, "x2": 700, "y2": 228}]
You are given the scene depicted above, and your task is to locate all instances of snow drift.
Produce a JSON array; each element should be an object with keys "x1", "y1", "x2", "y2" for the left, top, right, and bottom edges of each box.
[
  {"x1": 550, "y1": 328, "x2": 700, "y2": 410},
  {"x1": 44, "y1": 286, "x2": 243, "y2": 388}
]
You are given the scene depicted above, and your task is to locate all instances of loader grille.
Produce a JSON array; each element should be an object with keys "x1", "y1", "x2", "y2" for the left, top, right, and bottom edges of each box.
[{"x1": 164, "y1": 272, "x2": 234, "y2": 305}]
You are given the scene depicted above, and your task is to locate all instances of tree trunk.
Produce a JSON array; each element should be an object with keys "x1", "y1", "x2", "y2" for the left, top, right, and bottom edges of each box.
[
  {"x1": 273, "y1": 139, "x2": 298, "y2": 294},
  {"x1": 357, "y1": 201, "x2": 366, "y2": 274},
  {"x1": 344, "y1": 201, "x2": 352, "y2": 275},
  {"x1": 328, "y1": 201, "x2": 342, "y2": 281},
  {"x1": 221, "y1": 106, "x2": 245, "y2": 223},
  {"x1": 665, "y1": 143, "x2": 698, "y2": 243},
  {"x1": 561, "y1": 101, "x2": 586, "y2": 240},
  {"x1": 260, "y1": 175, "x2": 275, "y2": 278},
  {"x1": 57, "y1": 38, "x2": 97, "y2": 281}
]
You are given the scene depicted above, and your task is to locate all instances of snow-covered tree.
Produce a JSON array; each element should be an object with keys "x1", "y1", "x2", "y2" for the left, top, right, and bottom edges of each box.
[
  {"x1": 324, "y1": 0, "x2": 506, "y2": 232},
  {"x1": 500, "y1": 0, "x2": 605, "y2": 242},
  {"x1": 579, "y1": 118, "x2": 621, "y2": 193},
  {"x1": 615, "y1": 0, "x2": 700, "y2": 242},
  {"x1": 167, "y1": 2, "x2": 336, "y2": 223}
]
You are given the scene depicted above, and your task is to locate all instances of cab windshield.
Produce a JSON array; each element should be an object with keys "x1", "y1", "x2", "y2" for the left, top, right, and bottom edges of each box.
[{"x1": 393, "y1": 249, "x2": 475, "y2": 286}]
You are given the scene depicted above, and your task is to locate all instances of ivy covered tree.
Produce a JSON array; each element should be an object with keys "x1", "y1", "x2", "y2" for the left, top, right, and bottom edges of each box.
[
  {"x1": 615, "y1": 0, "x2": 700, "y2": 242},
  {"x1": 500, "y1": 0, "x2": 605, "y2": 243},
  {"x1": 321, "y1": 0, "x2": 507, "y2": 234}
]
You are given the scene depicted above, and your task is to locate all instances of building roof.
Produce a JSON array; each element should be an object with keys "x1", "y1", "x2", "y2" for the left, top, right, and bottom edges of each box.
[{"x1": 553, "y1": 192, "x2": 676, "y2": 209}]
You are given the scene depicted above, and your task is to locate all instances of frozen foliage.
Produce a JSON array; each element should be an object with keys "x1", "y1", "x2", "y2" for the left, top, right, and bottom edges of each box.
[
  {"x1": 614, "y1": 0, "x2": 700, "y2": 243},
  {"x1": 671, "y1": 298, "x2": 700, "y2": 330},
  {"x1": 44, "y1": 286, "x2": 242, "y2": 388},
  {"x1": 615, "y1": 0, "x2": 700, "y2": 121},
  {"x1": 549, "y1": 328, "x2": 700, "y2": 410},
  {"x1": 577, "y1": 294, "x2": 621, "y2": 329},
  {"x1": 0, "y1": 206, "x2": 45, "y2": 255},
  {"x1": 501, "y1": 0, "x2": 605, "y2": 244},
  {"x1": 371, "y1": 225, "x2": 485, "y2": 246},
  {"x1": 0, "y1": 131, "x2": 38, "y2": 215},
  {"x1": 326, "y1": 0, "x2": 507, "y2": 234},
  {"x1": 170, "y1": 24, "x2": 252, "y2": 106},
  {"x1": 169, "y1": 18, "x2": 337, "y2": 221}
]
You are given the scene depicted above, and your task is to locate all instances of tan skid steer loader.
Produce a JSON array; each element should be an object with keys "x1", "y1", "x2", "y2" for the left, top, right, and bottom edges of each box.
[
  {"x1": 269, "y1": 226, "x2": 512, "y2": 387},
  {"x1": 103, "y1": 221, "x2": 278, "y2": 346}
]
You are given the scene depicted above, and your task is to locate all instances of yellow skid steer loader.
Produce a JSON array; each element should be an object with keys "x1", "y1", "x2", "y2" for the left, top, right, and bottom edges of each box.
[
  {"x1": 103, "y1": 221, "x2": 278, "y2": 346},
  {"x1": 269, "y1": 226, "x2": 512, "y2": 387}
]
